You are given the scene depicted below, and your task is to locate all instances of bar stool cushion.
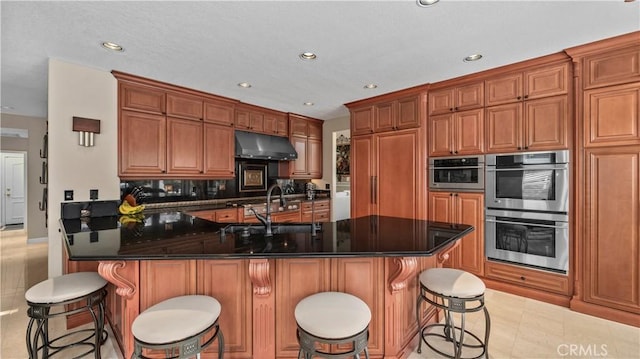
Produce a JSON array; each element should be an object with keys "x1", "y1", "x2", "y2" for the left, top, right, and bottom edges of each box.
[
  {"x1": 25, "y1": 272, "x2": 107, "y2": 303},
  {"x1": 132, "y1": 295, "x2": 221, "y2": 344},
  {"x1": 420, "y1": 268, "x2": 485, "y2": 298},
  {"x1": 295, "y1": 292, "x2": 371, "y2": 339}
]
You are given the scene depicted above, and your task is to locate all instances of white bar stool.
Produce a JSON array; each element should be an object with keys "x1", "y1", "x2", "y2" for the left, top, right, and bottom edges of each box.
[
  {"x1": 295, "y1": 291, "x2": 371, "y2": 359},
  {"x1": 131, "y1": 295, "x2": 224, "y2": 359},
  {"x1": 416, "y1": 268, "x2": 490, "y2": 359},
  {"x1": 25, "y1": 271, "x2": 108, "y2": 359}
]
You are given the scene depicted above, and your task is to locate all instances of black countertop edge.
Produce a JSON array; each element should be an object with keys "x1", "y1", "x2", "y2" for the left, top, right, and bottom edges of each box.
[
  {"x1": 143, "y1": 194, "x2": 331, "y2": 213},
  {"x1": 61, "y1": 212, "x2": 476, "y2": 261}
]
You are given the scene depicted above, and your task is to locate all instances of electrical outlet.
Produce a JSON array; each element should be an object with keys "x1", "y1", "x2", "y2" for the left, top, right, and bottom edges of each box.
[
  {"x1": 64, "y1": 190, "x2": 74, "y2": 201},
  {"x1": 90, "y1": 189, "x2": 99, "y2": 200}
]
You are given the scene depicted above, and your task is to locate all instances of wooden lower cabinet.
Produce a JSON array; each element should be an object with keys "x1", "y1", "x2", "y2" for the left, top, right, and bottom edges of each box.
[
  {"x1": 428, "y1": 192, "x2": 485, "y2": 276},
  {"x1": 581, "y1": 147, "x2": 640, "y2": 314},
  {"x1": 301, "y1": 199, "x2": 330, "y2": 222},
  {"x1": 95, "y1": 255, "x2": 447, "y2": 359}
]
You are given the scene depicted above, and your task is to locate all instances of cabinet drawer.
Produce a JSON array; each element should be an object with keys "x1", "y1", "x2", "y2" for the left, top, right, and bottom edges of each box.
[
  {"x1": 314, "y1": 210, "x2": 330, "y2": 222},
  {"x1": 271, "y1": 211, "x2": 301, "y2": 223},
  {"x1": 187, "y1": 210, "x2": 216, "y2": 221},
  {"x1": 485, "y1": 261, "x2": 569, "y2": 295},
  {"x1": 302, "y1": 200, "x2": 330, "y2": 212},
  {"x1": 215, "y1": 208, "x2": 238, "y2": 223}
]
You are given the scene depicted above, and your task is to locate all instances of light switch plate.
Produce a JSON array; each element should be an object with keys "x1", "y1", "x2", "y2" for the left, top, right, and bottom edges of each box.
[
  {"x1": 64, "y1": 190, "x2": 74, "y2": 201},
  {"x1": 90, "y1": 189, "x2": 98, "y2": 200}
]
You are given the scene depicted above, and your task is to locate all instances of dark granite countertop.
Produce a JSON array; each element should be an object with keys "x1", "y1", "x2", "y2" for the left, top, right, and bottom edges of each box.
[{"x1": 61, "y1": 212, "x2": 473, "y2": 261}]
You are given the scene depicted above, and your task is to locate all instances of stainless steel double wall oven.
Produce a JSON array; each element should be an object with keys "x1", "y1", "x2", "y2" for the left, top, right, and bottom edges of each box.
[{"x1": 485, "y1": 150, "x2": 570, "y2": 273}]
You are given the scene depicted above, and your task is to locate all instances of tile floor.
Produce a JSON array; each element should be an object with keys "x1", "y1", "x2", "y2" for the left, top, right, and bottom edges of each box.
[{"x1": 1, "y1": 227, "x2": 638, "y2": 359}]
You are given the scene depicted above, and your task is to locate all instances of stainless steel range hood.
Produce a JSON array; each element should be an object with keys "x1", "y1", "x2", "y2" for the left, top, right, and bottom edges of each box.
[{"x1": 235, "y1": 130, "x2": 298, "y2": 161}]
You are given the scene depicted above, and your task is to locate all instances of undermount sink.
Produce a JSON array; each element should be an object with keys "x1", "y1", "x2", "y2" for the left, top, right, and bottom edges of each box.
[{"x1": 220, "y1": 223, "x2": 321, "y2": 239}]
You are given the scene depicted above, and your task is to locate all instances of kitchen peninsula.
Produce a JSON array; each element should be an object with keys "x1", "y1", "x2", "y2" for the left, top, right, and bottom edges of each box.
[{"x1": 62, "y1": 213, "x2": 473, "y2": 359}]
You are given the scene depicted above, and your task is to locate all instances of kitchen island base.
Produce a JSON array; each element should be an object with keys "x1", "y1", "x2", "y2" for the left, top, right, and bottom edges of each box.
[{"x1": 96, "y1": 255, "x2": 451, "y2": 359}]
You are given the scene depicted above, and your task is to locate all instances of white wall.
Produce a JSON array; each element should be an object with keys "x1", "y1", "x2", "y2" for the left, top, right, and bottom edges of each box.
[
  {"x1": 47, "y1": 59, "x2": 119, "y2": 277},
  {"x1": 312, "y1": 115, "x2": 349, "y2": 221},
  {"x1": 0, "y1": 113, "x2": 48, "y2": 239}
]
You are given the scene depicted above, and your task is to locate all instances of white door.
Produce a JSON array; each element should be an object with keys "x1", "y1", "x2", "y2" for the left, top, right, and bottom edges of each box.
[{"x1": 2, "y1": 152, "x2": 26, "y2": 225}]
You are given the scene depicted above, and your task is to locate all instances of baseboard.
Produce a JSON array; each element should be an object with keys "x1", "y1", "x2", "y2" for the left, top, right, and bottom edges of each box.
[
  {"x1": 27, "y1": 236, "x2": 48, "y2": 244},
  {"x1": 483, "y1": 277, "x2": 571, "y2": 307},
  {"x1": 570, "y1": 298, "x2": 640, "y2": 328}
]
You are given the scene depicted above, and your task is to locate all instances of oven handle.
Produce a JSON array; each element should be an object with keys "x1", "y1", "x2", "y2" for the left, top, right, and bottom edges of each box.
[
  {"x1": 486, "y1": 218, "x2": 568, "y2": 229},
  {"x1": 430, "y1": 166, "x2": 484, "y2": 170},
  {"x1": 486, "y1": 166, "x2": 567, "y2": 172}
]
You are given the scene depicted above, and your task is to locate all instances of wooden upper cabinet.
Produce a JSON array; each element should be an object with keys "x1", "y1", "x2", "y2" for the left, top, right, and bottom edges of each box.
[
  {"x1": 264, "y1": 112, "x2": 288, "y2": 137},
  {"x1": 204, "y1": 100, "x2": 235, "y2": 126},
  {"x1": 485, "y1": 62, "x2": 569, "y2": 106},
  {"x1": 351, "y1": 106, "x2": 374, "y2": 136},
  {"x1": 120, "y1": 82, "x2": 165, "y2": 114},
  {"x1": 285, "y1": 115, "x2": 323, "y2": 179},
  {"x1": 250, "y1": 112, "x2": 265, "y2": 133},
  {"x1": 119, "y1": 110, "x2": 166, "y2": 176},
  {"x1": 203, "y1": 123, "x2": 235, "y2": 178},
  {"x1": 429, "y1": 108, "x2": 484, "y2": 157},
  {"x1": 166, "y1": 93, "x2": 203, "y2": 120},
  {"x1": 584, "y1": 45, "x2": 640, "y2": 89},
  {"x1": 234, "y1": 108, "x2": 251, "y2": 130},
  {"x1": 373, "y1": 95, "x2": 420, "y2": 133},
  {"x1": 584, "y1": 82, "x2": 640, "y2": 148},
  {"x1": 429, "y1": 82, "x2": 484, "y2": 115},
  {"x1": 486, "y1": 95, "x2": 567, "y2": 153},
  {"x1": 166, "y1": 117, "x2": 203, "y2": 175},
  {"x1": 289, "y1": 114, "x2": 309, "y2": 137}
]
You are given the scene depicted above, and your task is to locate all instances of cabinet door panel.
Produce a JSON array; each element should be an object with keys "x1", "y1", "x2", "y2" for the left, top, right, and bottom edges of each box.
[
  {"x1": 120, "y1": 83, "x2": 165, "y2": 114},
  {"x1": 166, "y1": 117, "x2": 203, "y2": 174},
  {"x1": 140, "y1": 260, "x2": 196, "y2": 311},
  {"x1": 456, "y1": 193, "x2": 484, "y2": 276},
  {"x1": 375, "y1": 102, "x2": 395, "y2": 132},
  {"x1": 428, "y1": 192, "x2": 453, "y2": 223},
  {"x1": 485, "y1": 73, "x2": 522, "y2": 106},
  {"x1": 307, "y1": 138, "x2": 323, "y2": 178},
  {"x1": 376, "y1": 130, "x2": 419, "y2": 219},
  {"x1": 525, "y1": 63, "x2": 569, "y2": 100},
  {"x1": 351, "y1": 107, "x2": 374, "y2": 135},
  {"x1": 250, "y1": 112, "x2": 265, "y2": 132},
  {"x1": 332, "y1": 258, "x2": 384, "y2": 357},
  {"x1": 204, "y1": 100, "x2": 235, "y2": 126},
  {"x1": 197, "y1": 260, "x2": 252, "y2": 356},
  {"x1": 166, "y1": 93, "x2": 203, "y2": 120},
  {"x1": 455, "y1": 108, "x2": 484, "y2": 155},
  {"x1": 584, "y1": 148, "x2": 640, "y2": 313},
  {"x1": 119, "y1": 110, "x2": 166, "y2": 175},
  {"x1": 351, "y1": 136, "x2": 374, "y2": 218},
  {"x1": 525, "y1": 95, "x2": 568, "y2": 150},
  {"x1": 585, "y1": 46, "x2": 640, "y2": 89},
  {"x1": 235, "y1": 109, "x2": 251, "y2": 130},
  {"x1": 203, "y1": 123, "x2": 235, "y2": 177},
  {"x1": 456, "y1": 82, "x2": 484, "y2": 111},
  {"x1": 584, "y1": 83, "x2": 640, "y2": 147},
  {"x1": 289, "y1": 115, "x2": 308, "y2": 137},
  {"x1": 308, "y1": 121, "x2": 323, "y2": 139},
  {"x1": 290, "y1": 136, "x2": 308, "y2": 175},
  {"x1": 275, "y1": 259, "x2": 331, "y2": 357},
  {"x1": 429, "y1": 114, "x2": 453, "y2": 157},
  {"x1": 396, "y1": 95, "x2": 420, "y2": 130},
  {"x1": 428, "y1": 88, "x2": 454, "y2": 115},
  {"x1": 486, "y1": 103, "x2": 522, "y2": 153},
  {"x1": 276, "y1": 116, "x2": 289, "y2": 137}
]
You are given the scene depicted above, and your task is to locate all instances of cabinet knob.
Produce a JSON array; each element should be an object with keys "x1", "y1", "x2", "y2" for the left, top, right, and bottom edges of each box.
[
  {"x1": 449, "y1": 151, "x2": 454, "y2": 154},
  {"x1": 524, "y1": 146, "x2": 529, "y2": 150},
  {"x1": 449, "y1": 193, "x2": 453, "y2": 196},
  {"x1": 517, "y1": 147, "x2": 522, "y2": 150},
  {"x1": 454, "y1": 151, "x2": 458, "y2": 154},
  {"x1": 449, "y1": 108, "x2": 454, "y2": 112},
  {"x1": 524, "y1": 95, "x2": 529, "y2": 99},
  {"x1": 454, "y1": 107, "x2": 458, "y2": 111},
  {"x1": 454, "y1": 193, "x2": 459, "y2": 197},
  {"x1": 161, "y1": 170, "x2": 166, "y2": 173},
  {"x1": 517, "y1": 96, "x2": 522, "y2": 100},
  {"x1": 520, "y1": 276, "x2": 526, "y2": 281},
  {"x1": 200, "y1": 170, "x2": 204, "y2": 174}
]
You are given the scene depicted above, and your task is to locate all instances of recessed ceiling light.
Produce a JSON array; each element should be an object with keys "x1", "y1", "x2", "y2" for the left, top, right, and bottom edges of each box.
[
  {"x1": 303, "y1": 102, "x2": 314, "y2": 106},
  {"x1": 101, "y1": 41, "x2": 124, "y2": 52},
  {"x1": 237, "y1": 82, "x2": 252, "y2": 88},
  {"x1": 416, "y1": 0, "x2": 439, "y2": 7},
  {"x1": 364, "y1": 84, "x2": 378, "y2": 89},
  {"x1": 299, "y1": 52, "x2": 317, "y2": 60},
  {"x1": 463, "y1": 54, "x2": 483, "y2": 62}
]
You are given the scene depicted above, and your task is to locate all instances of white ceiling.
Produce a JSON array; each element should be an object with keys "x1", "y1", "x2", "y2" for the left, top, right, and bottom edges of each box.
[{"x1": 1, "y1": 1, "x2": 638, "y2": 121}]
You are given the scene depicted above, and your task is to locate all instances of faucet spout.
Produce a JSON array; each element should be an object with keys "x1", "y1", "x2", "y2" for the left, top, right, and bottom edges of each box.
[{"x1": 254, "y1": 183, "x2": 286, "y2": 237}]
